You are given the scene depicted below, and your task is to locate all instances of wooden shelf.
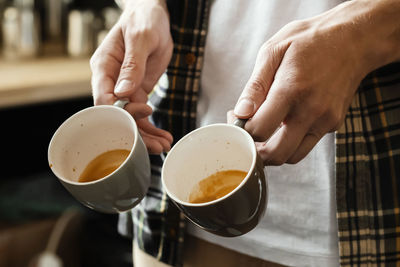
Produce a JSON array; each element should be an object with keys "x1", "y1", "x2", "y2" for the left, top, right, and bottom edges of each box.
[{"x1": 0, "y1": 57, "x2": 92, "y2": 108}]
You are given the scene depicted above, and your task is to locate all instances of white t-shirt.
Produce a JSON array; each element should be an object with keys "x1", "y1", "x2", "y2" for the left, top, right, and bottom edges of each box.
[{"x1": 189, "y1": 0, "x2": 342, "y2": 266}]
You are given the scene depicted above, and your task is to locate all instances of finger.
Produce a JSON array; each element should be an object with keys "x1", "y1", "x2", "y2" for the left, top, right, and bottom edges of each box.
[
  {"x1": 245, "y1": 82, "x2": 292, "y2": 141},
  {"x1": 140, "y1": 131, "x2": 164, "y2": 154},
  {"x1": 234, "y1": 41, "x2": 290, "y2": 119},
  {"x1": 90, "y1": 27, "x2": 124, "y2": 105},
  {"x1": 129, "y1": 87, "x2": 149, "y2": 103},
  {"x1": 287, "y1": 118, "x2": 331, "y2": 164},
  {"x1": 256, "y1": 115, "x2": 311, "y2": 166},
  {"x1": 136, "y1": 118, "x2": 173, "y2": 144},
  {"x1": 92, "y1": 74, "x2": 118, "y2": 105},
  {"x1": 114, "y1": 33, "x2": 152, "y2": 98},
  {"x1": 146, "y1": 133, "x2": 171, "y2": 152},
  {"x1": 137, "y1": 118, "x2": 173, "y2": 153},
  {"x1": 140, "y1": 129, "x2": 171, "y2": 154},
  {"x1": 286, "y1": 132, "x2": 321, "y2": 164},
  {"x1": 124, "y1": 103, "x2": 153, "y2": 119},
  {"x1": 226, "y1": 110, "x2": 235, "y2": 124},
  {"x1": 141, "y1": 44, "x2": 173, "y2": 93}
]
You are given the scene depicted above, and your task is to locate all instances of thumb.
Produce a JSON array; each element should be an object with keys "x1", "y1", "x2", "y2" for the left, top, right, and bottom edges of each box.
[
  {"x1": 114, "y1": 41, "x2": 149, "y2": 98},
  {"x1": 234, "y1": 42, "x2": 289, "y2": 118}
]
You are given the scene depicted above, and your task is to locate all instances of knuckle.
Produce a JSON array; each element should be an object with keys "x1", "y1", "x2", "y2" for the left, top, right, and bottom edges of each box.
[
  {"x1": 258, "y1": 144, "x2": 287, "y2": 166},
  {"x1": 323, "y1": 107, "x2": 345, "y2": 131},
  {"x1": 247, "y1": 125, "x2": 267, "y2": 142},
  {"x1": 128, "y1": 27, "x2": 157, "y2": 44},
  {"x1": 258, "y1": 42, "x2": 281, "y2": 62},
  {"x1": 89, "y1": 53, "x2": 109, "y2": 73},
  {"x1": 121, "y1": 56, "x2": 138, "y2": 71},
  {"x1": 287, "y1": 19, "x2": 301, "y2": 28},
  {"x1": 307, "y1": 129, "x2": 323, "y2": 141},
  {"x1": 93, "y1": 94, "x2": 115, "y2": 106},
  {"x1": 262, "y1": 149, "x2": 287, "y2": 166},
  {"x1": 246, "y1": 78, "x2": 268, "y2": 96},
  {"x1": 290, "y1": 74, "x2": 309, "y2": 91},
  {"x1": 286, "y1": 156, "x2": 301, "y2": 165},
  {"x1": 308, "y1": 101, "x2": 326, "y2": 118},
  {"x1": 274, "y1": 78, "x2": 309, "y2": 107},
  {"x1": 258, "y1": 42, "x2": 273, "y2": 56},
  {"x1": 325, "y1": 109, "x2": 338, "y2": 123},
  {"x1": 269, "y1": 155, "x2": 287, "y2": 166},
  {"x1": 89, "y1": 53, "x2": 100, "y2": 71},
  {"x1": 273, "y1": 86, "x2": 297, "y2": 108},
  {"x1": 328, "y1": 110, "x2": 346, "y2": 131},
  {"x1": 282, "y1": 19, "x2": 306, "y2": 32}
]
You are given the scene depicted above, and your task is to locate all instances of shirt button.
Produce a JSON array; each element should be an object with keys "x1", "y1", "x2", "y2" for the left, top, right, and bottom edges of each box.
[{"x1": 185, "y1": 53, "x2": 196, "y2": 65}]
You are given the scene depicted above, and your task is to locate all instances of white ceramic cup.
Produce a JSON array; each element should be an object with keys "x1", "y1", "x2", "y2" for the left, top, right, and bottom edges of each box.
[
  {"x1": 162, "y1": 123, "x2": 267, "y2": 237},
  {"x1": 48, "y1": 101, "x2": 151, "y2": 213}
]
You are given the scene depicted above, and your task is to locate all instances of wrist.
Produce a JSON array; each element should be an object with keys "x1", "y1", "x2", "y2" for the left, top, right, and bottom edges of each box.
[{"x1": 351, "y1": 0, "x2": 400, "y2": 73}]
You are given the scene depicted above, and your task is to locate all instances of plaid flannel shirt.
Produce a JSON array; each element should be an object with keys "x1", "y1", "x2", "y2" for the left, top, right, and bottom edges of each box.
[{"x1": 131, "y1": 0, "x2": 400, "y2": 266}]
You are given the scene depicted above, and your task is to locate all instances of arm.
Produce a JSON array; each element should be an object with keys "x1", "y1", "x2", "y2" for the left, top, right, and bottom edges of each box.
[
  {"x1": 230, "y1": 0, "x2": 400, "y2": 165},
  {"x1": 90, "y1": 0, "x2": 173, "y2": 154}
]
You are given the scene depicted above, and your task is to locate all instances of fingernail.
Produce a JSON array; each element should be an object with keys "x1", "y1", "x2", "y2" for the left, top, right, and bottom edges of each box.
[
  {"x1": 115, "y1": 80, "x2": 133, "y2": 95},
  {"x1": 234, "y1": 98, "x2": 255, "y2": 117}
]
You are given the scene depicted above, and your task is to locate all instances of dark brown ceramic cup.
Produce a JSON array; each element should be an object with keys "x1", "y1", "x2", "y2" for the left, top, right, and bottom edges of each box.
[{"x1": 161, "y1": 123, "x2": 267, "y2": 237}]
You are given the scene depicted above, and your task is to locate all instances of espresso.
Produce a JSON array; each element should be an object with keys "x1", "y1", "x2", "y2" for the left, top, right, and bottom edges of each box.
[
  {"x1": 78, "y1": 149, "x2": 130, "y2": 182},
  {"x1": 189, "y1": 170, "x2": 247, "y2": 204}
]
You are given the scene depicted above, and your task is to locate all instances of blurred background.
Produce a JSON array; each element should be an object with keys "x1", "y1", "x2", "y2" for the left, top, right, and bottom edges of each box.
[{"x1": 0, "y1": 0, "x2": 133, "y2": 266}]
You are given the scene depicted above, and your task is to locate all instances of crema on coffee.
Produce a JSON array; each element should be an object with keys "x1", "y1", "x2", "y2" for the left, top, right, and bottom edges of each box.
[
  {"x1": 189, "y1": 170, "x2": 247, "y2": 203},
  {"x1": 78, "y1": 149, "x2": 130, "y2": 182}
]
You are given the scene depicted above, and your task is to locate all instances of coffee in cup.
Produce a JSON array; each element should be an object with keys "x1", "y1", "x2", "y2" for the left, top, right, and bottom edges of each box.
[
  {"x1": 188, "y1": 169, "x2": 247, "y2": 203},
  {"x1": 162, "y1": 123, "x2": 267, "y2": 237},
  {"x1": 78, "y1": 149, "x2": 130, "y2": 183}
]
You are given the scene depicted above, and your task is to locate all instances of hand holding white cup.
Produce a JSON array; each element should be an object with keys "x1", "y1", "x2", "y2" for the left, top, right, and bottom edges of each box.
[{"x1": 48, "y1": 100, "x2": 151, "y2": 213}]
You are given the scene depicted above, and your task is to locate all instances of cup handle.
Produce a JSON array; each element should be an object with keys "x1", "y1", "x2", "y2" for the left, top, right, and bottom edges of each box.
[
  {"x1": 113, "y1": 99, "x2": 129, "y2": 109},
  {"x1": 233, "y1": 118, "x2": 248, "y2": 129}
]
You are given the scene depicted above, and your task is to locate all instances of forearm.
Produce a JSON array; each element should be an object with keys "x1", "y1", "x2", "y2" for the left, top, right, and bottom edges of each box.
[
  {"x1": 308, "y1": 0, "x2": 400, "y2": 79},
  {"x1": 341, "y1": 0, "x2": 400, "y2": 73},
  {"x1": 359, "y1": 0, "x2": 400, "y2": 68},
  {"x1": 116, "y1": 0, "x2": 167, "y2": 11}
]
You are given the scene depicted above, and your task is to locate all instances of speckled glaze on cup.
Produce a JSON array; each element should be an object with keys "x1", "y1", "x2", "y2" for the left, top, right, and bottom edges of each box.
[
  {"x1": 48, "y1": 102, "x2": 150, "y2": 213},
  {"x1": 162, "y1": 123, "x2": 267, "y2": 237}
]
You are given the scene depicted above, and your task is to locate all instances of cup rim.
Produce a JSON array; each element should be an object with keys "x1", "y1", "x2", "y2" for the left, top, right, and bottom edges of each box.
[
  {"x1": 161, "y1": 123, "x2": 257, "y2": 207},
  {"x1": 48, "y1": 105, "x2": 138, "y2": 185}
]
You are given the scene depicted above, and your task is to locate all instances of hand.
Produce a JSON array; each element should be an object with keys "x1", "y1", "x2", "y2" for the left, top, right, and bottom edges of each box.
[
  {"x1": 228, "y1": 0, "x2": 400, "y2": 165},
  {"x1": 90, "y1": 0, "x2": 173, "y2": 154}
]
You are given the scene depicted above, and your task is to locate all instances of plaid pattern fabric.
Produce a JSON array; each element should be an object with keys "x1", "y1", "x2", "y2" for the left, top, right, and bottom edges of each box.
[
  {"x1": 336, "y1": 62, "x2": 400, "y2": 266},
  {"x1": 132, "y1": 1, "x2": 211, "y2": 266},
  {"x1": 131, "y1": 0, "x2": 400, "y2": 266}
]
